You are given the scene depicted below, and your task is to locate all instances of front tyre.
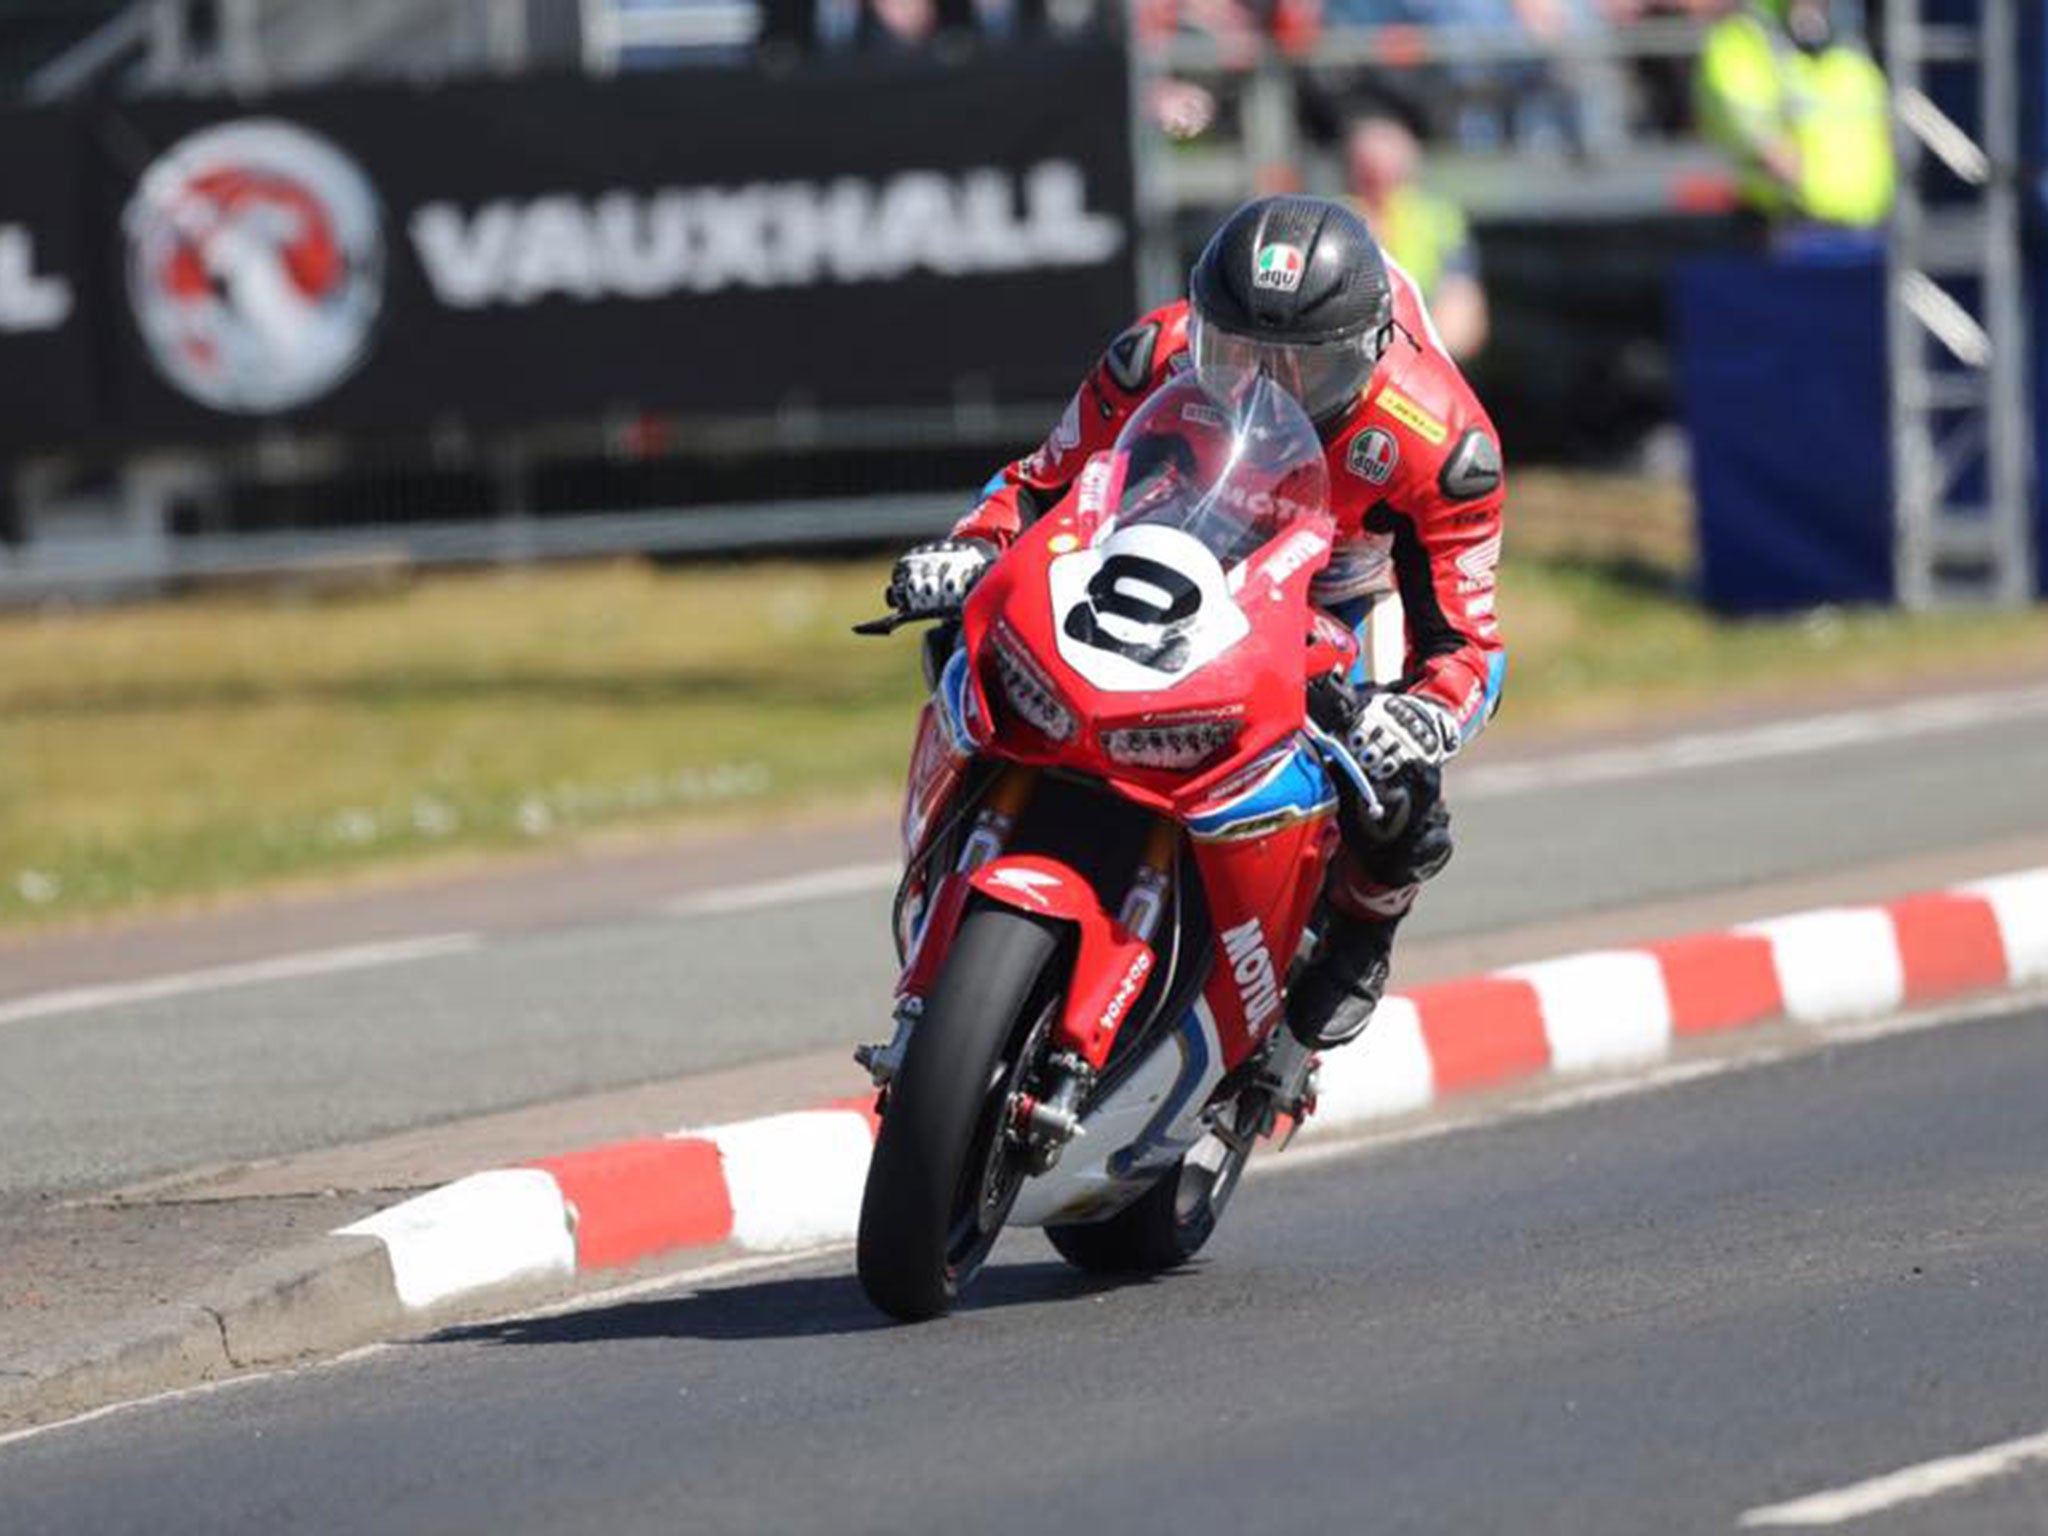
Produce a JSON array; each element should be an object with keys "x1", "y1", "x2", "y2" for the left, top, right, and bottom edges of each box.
[{"x1": 857, "y1": 907, "x2": 1061, "y2": 1321}]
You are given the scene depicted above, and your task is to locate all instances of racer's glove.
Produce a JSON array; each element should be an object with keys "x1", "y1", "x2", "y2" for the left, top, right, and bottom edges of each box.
[
  {"x1": 1347, "y1": 692, "x2": 1460, "y2": 784},
  {"x1": 887, "y1": 538, "x2": 996, "y2": 618}
]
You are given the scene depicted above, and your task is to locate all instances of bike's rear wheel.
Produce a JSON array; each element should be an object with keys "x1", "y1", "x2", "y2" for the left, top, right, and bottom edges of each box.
[{"x1": 857, "y1": 906, "x2": 1062, "y2": 1321}]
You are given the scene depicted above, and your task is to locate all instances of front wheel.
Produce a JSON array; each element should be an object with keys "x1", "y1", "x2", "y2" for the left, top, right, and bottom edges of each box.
[
  {"x1": 857, "y1": 906, "x2": 1062, "y2": 1321},
  {"x1": 1044, "y1": 1096, "x2": 1258, "y2": 1274}
]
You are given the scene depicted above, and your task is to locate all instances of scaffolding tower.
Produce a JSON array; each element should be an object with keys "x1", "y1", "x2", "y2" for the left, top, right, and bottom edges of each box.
[{"x1": 1886, "y1": 0, "x2": 2035, "y2": 609}]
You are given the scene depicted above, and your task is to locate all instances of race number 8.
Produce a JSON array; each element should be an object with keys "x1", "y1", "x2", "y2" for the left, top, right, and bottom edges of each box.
[
  {"x1": 1089, "y1": 554, "x2": 1201, "y2": 628},
  {"x1": 1064, "y1": 554, "x2": 1203, "y2": 668}
]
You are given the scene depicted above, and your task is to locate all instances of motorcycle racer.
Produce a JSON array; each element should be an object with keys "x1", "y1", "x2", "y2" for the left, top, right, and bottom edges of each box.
[{"x1": 888, "y1": 194, "x2": 1507, "y2": 1062}]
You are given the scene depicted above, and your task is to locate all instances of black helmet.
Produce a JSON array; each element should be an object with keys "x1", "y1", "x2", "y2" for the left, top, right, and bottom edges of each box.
[{"x1": 1187, "y1": 195, "x2": 1394, "y2": 429}]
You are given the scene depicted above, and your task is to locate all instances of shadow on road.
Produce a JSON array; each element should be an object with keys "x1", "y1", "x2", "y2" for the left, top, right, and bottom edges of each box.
[{"x1": 436, "y1": 1260, "x2": 1162, "y2": 1348}]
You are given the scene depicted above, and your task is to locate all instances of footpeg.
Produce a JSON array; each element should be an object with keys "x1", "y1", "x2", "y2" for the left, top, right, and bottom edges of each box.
[
  {"x1": 1273, "y1": 1067, "x2": 1320, "y2": 1151},
  {"x1": 1246, "y1": 1032, "x2": 1320, "y2": 1146}
]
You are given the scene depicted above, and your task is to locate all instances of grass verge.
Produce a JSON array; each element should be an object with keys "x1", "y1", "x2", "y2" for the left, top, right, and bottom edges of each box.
[{"x1": 7, "y1": 471, "x2": 2048, "y2": 929}]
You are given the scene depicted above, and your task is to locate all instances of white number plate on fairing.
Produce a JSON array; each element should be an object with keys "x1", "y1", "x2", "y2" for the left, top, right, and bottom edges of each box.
[{"x1": 1047, "y1": 523, "x2": 1250, "y2": 693}]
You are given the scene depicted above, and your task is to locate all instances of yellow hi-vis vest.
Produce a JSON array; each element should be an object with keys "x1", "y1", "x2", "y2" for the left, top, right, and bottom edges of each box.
[
  {"x1": 1697, "y1": 12, "x2": 1896, "y2": 228},
  {"x1": 1357, "y1": 187, "x2": 1472, "y2": 302}
]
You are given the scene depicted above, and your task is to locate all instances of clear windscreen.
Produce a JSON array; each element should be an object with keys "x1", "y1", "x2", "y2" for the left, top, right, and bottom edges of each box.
[{"x1": 1108, "y1": 368, "x2": 1332, "y2": 571}]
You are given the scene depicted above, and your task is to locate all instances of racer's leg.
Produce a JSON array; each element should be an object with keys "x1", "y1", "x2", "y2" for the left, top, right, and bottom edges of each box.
[
  {"x1": 1286, "y1": 588, "x2": 1454, "y2": 1049},
  {"x1": 1286, "y1": 792, "x2": 1453, "y2": 1048}
]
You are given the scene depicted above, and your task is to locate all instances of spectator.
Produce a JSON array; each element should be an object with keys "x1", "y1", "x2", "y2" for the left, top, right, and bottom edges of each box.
[
  {"x1": 1346, "y1": 113, "x2": 1490, "y2": 358},
  {"x1": 1695, "y1": 0, "x2": 1895, "y2": 235}
]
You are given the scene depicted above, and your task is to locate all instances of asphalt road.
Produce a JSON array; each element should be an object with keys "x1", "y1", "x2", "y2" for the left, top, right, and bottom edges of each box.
[
  {"x1": 7, "y1": 998, "x2": 2045, "y2": 1534},
  {"x1": 6, "y1": 686, "x2": 2048, "y2": 1197}
]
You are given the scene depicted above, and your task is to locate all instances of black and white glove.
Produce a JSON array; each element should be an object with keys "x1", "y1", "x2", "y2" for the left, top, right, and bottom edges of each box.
[
  {"x1": 1347, "y1": 692, "x2": 1460, "y2": 783},
  {"x1": 887, "y1": 538, "x2": 995, "y2": 618}
]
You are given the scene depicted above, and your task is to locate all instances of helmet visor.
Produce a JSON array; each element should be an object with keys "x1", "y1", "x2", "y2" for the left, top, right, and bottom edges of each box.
[{"x1": 1188, "y1": 316, "x2": 1384, "y2": 425}]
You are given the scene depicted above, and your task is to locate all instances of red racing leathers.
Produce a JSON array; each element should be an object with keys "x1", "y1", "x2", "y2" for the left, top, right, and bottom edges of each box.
[{"x1": 953, "y1": 264, "x2": 1508, "y2": 918}]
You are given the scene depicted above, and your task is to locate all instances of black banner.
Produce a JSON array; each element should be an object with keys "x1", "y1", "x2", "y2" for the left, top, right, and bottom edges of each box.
[
  {"x1": 0, "y1": 108, "x2": 98, "y2": 444},
  {"x1": 3, "y1": 43, "x2": 1135, "y2": 450}
]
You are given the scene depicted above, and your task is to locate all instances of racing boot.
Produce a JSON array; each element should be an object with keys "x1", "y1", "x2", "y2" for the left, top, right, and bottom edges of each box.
[
  {"x1": 1231, "y1": 913, "x2": 1403, "y2": 1146},
  {"x1": 1284, "y1": 909, "x2": 1401, "y2": 1050}
]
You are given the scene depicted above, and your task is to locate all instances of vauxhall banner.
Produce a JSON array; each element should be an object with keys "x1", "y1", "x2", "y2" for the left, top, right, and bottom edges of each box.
[{"x1": 3, "y1": 43, "x2": 1135, "y2": 448}]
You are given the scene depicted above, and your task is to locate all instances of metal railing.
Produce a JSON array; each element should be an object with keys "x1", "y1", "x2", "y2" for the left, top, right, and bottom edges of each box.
[
  {"x1": 23, "y1": 0, "x2": 558, "y2": 98},
  {"x1": 581, "y1": 0, "x2": 758, "y2": 65},
  {"x1": 0, "y1": 493, "x2": 963, "y2": 600}
]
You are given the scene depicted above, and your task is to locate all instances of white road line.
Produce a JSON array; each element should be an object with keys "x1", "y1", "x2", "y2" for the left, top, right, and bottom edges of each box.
[
  {"x1": 0, "y1": 1353, "x2": 389, "y2": 1454},
  {"x1": 662, "y1": 861, "x2": 899, "y2": 918},
  {"x1": 0, "y1": 1243, "x2": 852, "y2": 1453},
  {"x1": 0, "y1": 933, "x2": 480, "y2": 1029},
  {"x1": 1459, "y1": 682, "x2": 2048, "y2": 799},
  {"x1": 1740, "y1": 1427, "x2": 2048, "y2": 1527}
]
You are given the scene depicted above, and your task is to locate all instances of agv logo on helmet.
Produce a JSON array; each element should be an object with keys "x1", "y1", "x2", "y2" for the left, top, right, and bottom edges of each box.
[{"x1": 1251, "y1": 242, "x2": 1305, "y2": 293}]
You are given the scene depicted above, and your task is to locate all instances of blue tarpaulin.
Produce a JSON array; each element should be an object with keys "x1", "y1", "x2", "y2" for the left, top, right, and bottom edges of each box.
[{"x1": 1673, "y1": 249, "x2": 1894, "y2": 613}]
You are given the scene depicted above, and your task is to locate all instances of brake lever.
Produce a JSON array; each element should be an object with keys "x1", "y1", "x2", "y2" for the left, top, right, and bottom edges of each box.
[{"x1": 1303, "y1": 717, "x2": 1385, "y2": 823}]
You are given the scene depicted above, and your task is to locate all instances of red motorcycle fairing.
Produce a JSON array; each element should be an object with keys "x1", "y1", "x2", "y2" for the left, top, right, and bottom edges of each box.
[
  {"x1": 1188, "y1": 810, "x2": 1338, "y2": 1063},
  {"x1": 965, "y1": 855, "x2": 1155, "y2": 1071}
]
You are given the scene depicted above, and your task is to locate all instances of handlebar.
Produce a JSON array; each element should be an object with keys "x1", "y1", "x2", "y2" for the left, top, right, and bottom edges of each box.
[{"x1": 852, "y1": 612, "x2": 928, "y2": 636}]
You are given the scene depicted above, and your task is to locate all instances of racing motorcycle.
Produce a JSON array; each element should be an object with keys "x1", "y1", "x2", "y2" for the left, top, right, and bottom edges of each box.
[{"x1": 852, "y1": 369, "x2": 1395, "y2": 1322}]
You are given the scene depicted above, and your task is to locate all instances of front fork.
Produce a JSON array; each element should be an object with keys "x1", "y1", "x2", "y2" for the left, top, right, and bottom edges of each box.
[
  {"x1": 857, "y1": 765, "x2": 1040, "y2": 1086},
  {"x1": 858, "y1": 771, "x2": 1180, "y2": 1175}
]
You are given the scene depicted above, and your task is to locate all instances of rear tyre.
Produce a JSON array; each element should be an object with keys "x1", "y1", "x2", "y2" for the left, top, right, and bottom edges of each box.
[
  {"x1": 1044, "y1": 1097, "x2": 1257, "y2": 1274},
  {"x1": 857, "y1": 907, "x2": 1061, "y2": 1322}
]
